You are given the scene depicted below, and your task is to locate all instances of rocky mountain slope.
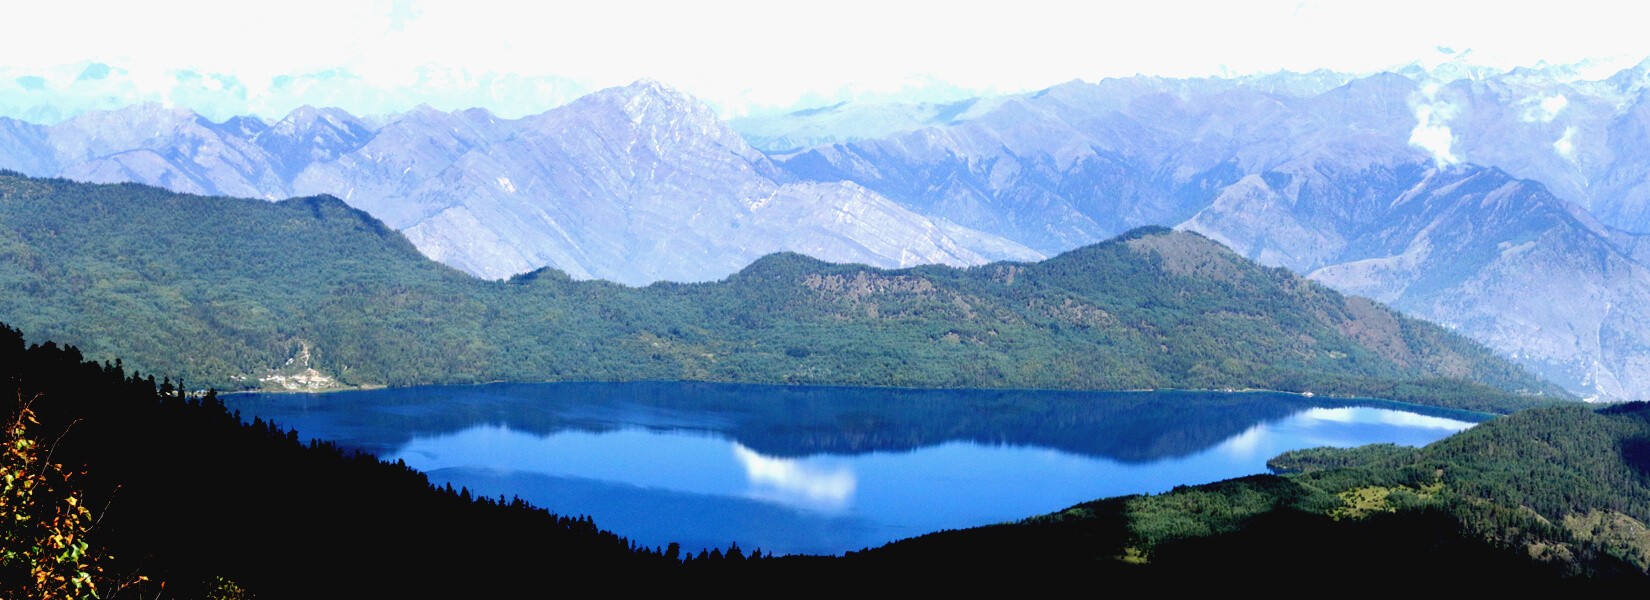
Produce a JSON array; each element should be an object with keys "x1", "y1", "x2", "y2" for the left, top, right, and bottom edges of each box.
[
  {"x1": 0, "y1": 81, "x2": 1039, "y2": 285},
  {"x1": 1185, "y1": 163, "x2": 1650, "y2": 398},
  {"x1": 771, "y1": 67, "x2": 1650, "y2": 401}
]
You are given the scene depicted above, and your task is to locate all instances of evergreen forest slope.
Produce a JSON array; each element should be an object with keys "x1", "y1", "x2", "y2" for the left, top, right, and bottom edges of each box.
[
  {"x1": 2, "y1": 325, "x2": 1640, "y2": 597},
  {"x1": 0, "y1": 172, "x2": 1563, "y2": 411},
  {"x1": 828, "y1": 401, "x2": 1650, "y2": 591}
]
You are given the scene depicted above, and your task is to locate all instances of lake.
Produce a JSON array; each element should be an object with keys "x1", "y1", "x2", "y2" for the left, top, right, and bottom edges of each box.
[{"x1": 224, "y1": 382, "x2": 1485, "y2": 556}]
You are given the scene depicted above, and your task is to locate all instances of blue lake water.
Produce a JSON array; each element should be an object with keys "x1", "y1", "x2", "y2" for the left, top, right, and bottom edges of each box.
[{"x1": 225, "y1": 382, "x2": 1486, "y2": 556}]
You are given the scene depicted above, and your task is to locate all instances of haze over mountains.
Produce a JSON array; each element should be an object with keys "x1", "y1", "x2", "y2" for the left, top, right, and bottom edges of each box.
[
  {"x1": 3, "y1": 60, "x2": 1650, "y2": 400},
  {"x1": 762, "y1": 61, "x2": 1650, "y2": 401},
  {"x1": 0, "y1": 80, "x2": 1039, "y2": 284}
]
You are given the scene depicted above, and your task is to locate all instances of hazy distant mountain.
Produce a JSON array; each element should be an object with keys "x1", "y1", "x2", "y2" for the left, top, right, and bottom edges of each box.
[
  {"x1": 730, "y1": 96, "x2": 1008, "y2": 153},
  {"x1": 1186, "y1": 163, "x2": 1650, "y2": 400},
  {"x1": 0, "y1": 82, "x2": 1039, "y2": 285},
  {"x1": 0, "y1": 117, "x2": 51, "y2": 175},
  {"x1": 1402, "y1": 57, "x2": 1650, "y2": 232},
  {"x1": 777, "y1": 73, "x2": 1423, "y2": 254},
  {"x1": 771, "y1": 65, "x2": 1650, "y2": 400},
  {"x1": 749, "y1": 67, "x2": 1369, "y2": 154},
  {"x1": 9, "y1": 63, "x2": 1650, "y2": 399},
  {"x1": 287, "y1": 81, "x2": 1034, "y2": 283}
]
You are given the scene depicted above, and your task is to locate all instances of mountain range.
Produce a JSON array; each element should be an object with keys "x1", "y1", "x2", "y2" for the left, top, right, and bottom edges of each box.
[
  {"x1": 763, "y1": 64, "x2": 1650, "y2": 400},
  {"x1": 0, "y1": 81, "x2": 1040, "y2": 285},
  {"x1": 0, "y1": 173, "x2": 1560, "y2": 412},
  {"x1": 2, "y1": 63, "x2": 1649, "y2": 399}
]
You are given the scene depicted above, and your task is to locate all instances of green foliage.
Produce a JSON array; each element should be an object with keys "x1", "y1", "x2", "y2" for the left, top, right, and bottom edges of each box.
[
  {"x1": 958, "y1": 402, "x2": 1650, "y2": 582},
  {"x1": 1326, "y1": 481, "x2": 1444, "y2": 521},
  {"x1": 1563, "y1": 510, "x2": 1650, "y2": 571},
  {"x1": 1121, "y1": 475, "x2": 1327, "y2": 548},
  {"x1": 1425, "y1": 404, "x2": 1650, "y2": 523},
  {"x1": 0, "y1": 174, "x2": 1565, "y2": 413},
  {"x1": 0, "y1": 400, "x2": 104, "y2": 600},
  {"x1": 1267, "y1": 443, "x2": 1421, "y2": 474},
  {"x1": 203, "y1": 576, "x2": 253, "y2": 600}
]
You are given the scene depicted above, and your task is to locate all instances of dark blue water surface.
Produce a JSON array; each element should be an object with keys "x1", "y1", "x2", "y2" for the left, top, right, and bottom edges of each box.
[{"x1": 225, "y1": 382, "x2": 1486, "y2": 556}]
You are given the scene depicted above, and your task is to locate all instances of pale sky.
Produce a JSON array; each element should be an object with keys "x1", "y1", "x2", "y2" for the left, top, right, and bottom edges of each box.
[{"x1": 4, "y1": 0, "x2": 1647, "y2": 122}]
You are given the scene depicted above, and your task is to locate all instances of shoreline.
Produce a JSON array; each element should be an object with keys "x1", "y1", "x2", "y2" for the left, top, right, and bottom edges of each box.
[{"x1": 217, "y1": 378, "x2": 1501, "y2": 420}]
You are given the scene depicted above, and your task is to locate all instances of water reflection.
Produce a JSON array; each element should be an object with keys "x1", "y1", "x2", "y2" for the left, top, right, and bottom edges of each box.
[
  {"x1": 732, "y1": 444, "x2": 856, "y2": 511},
  {"x1": 388, "y1": 427, "x2": 745, "y2": 498},
  {"x1": 1299, "y1": 406, "x2": 1475, "y2": 430},
  {"x1": 226, "y1": 383, "x2": 1486, "y2": 555}
]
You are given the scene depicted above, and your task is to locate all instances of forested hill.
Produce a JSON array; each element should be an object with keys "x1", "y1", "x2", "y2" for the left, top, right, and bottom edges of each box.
[
  {"x1": 821, "y1": 402, "x2": 1650, "y2": 591},
  {"x1": 0, "y1": 172, "x2": 1564, "y2": 411}
]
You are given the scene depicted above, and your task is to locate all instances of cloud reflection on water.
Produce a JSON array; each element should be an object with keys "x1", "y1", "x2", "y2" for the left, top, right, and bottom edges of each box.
[
  {"x1": 1218, "y1": 425, "x2": 1267, "y2": 458},
  {"x1": 1213, "y1": 406, "x2": 1477, "y2": 462},
  {"x1": 732, "y1": 443, "x2": 856, "y2": 511},
  {"x1": 1298, "y1": 407, "x2": 1474, "y2": 430}
]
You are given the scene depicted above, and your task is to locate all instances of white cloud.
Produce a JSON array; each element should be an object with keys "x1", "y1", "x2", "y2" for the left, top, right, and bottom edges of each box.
[
  {"x1": 1522, "y1": 94, "x2": 1569, "y2": 122},
  {"x1": 3, "y1": 1, "x2": 1650, "y2": 119},
  {"x1": 1409, "y1": 85, "x2": 1461, "y2": 166},
  {"x1": 1555, "y1": 126, "x2": 1578, "y2": 161}
]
